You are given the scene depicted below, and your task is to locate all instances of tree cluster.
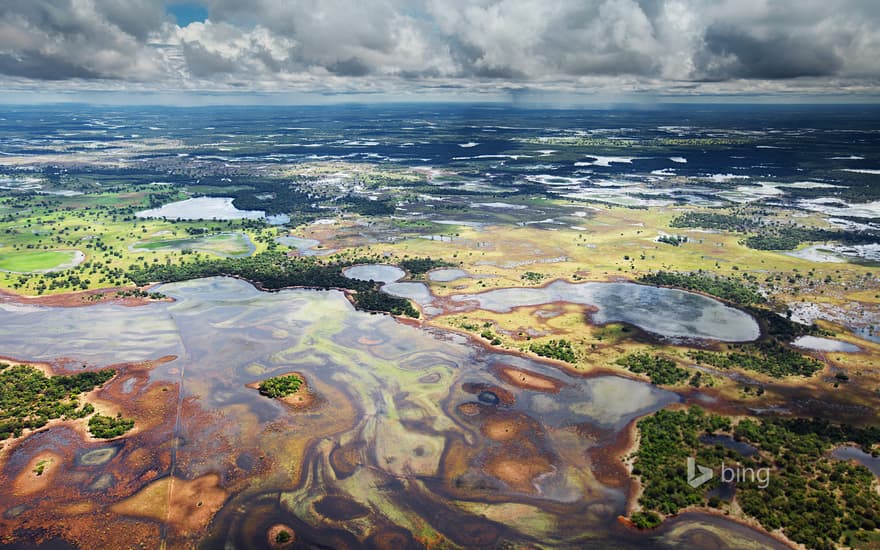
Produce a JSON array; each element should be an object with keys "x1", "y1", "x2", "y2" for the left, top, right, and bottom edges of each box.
[
  {"x1": 0, "y1": 363, "x2": 115, "y2": 440},
  {"x1": 258, "y1": 374, "x2": 303, "y2": 398},
  {"x1": 638, "y1": 270, "x2": 766, "y2": 306},
  {"x1": 688, "y1": 341, "x2": 823, "y2": 378},
  {"x1": 632, "y1": 407, "x2": 880, "y2": 549},
  {"x1": 88, "y1": 413, "x2": 135, "y2": 439},
  {"x1": 615, "y1": 353, "x2": 689, "y2": 385},
  {"x1": 127, "y1": 250, "x2": 422, "y2": 317},
  {"x1": 529, "y1": 339, "x2": 576, "y2": 362}
]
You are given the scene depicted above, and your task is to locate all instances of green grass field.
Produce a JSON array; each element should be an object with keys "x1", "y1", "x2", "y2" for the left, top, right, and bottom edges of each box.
[
  {"x1": 133, "y1": 232, "x2": 255, "y2": 257},
  {"x1": 0, "y1": 190, "x2": 273, "y2": 294},
  {"x1": 0, "y1": 250, "x2": 81, "y2": 273}
]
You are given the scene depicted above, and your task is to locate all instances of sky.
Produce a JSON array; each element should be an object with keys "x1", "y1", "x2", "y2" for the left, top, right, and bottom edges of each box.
[{"x1": 1, "y1": 0, "x2": 879, "y2": 104}]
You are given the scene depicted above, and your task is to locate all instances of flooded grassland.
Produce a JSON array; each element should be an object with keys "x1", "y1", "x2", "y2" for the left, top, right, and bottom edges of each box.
[{"x1": 0, "y1": 277, "x2": 789, "y2": 549}]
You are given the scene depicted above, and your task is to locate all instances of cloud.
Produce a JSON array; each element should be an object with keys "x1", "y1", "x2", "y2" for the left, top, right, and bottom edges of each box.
[
  {"x1": 327, "y1": 57, "x2": 372, "y2": 77},
  {"x1": 93, "y1": 0, "x2": 167, "y2": 40},
  {"x1": 180, "y1": 40, "x2": 238, "y2": 77},
  {"x1": 0, "y1": 0, "x2": 878, "y2": 97},
  {"x1": 0, "y1": 0, "x2": 165, "y2": 81},
  {"x1": 696, "y1": 25, "x2": 842, "y2": 80},
  {"x1": 0, "y1": 50, "x2": 105, "y2": 80}
]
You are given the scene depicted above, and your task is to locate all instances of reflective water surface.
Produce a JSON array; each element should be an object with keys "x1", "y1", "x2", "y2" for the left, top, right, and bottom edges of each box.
[{"x1": 0, "y1": 277, "x2": 782, "y2": 548}]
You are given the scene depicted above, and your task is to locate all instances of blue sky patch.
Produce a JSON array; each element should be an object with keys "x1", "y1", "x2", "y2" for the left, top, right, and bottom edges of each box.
[{"x1": 166, "y1": 2, "x2": 209, "y2": 26}]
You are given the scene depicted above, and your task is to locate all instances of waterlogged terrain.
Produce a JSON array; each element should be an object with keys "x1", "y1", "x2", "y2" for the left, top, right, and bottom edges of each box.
[
  {"x1": 0, "y1": 104, "x2": 878, "y2": 548},
  {"x1": 380, "y1": 277, "x2": 761, "y2": 341},
  {"x1": 0, "y1": 277, "x2": 789, "y2": 549},
  {"x1": 452, "y1": 281, "x2": 760, "y2": 341}
]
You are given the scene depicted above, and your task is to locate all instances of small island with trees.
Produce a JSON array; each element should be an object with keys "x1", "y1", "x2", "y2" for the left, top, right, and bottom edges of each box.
[{"x1": 249, "y1": 372, "x2": 316, "y2": 410}]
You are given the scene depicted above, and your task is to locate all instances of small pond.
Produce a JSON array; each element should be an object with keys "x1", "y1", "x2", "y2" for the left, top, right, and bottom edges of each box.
[
  {"x1": 428, "y1": 268, "x2": 470, "y2": 282},
  {"x1": 699, "y1": 434, "x2": 758, "y2": 457},
  {"x1": 831, "y1": 446, "x2": 880, "y2": 476},
  {"x1": 342, "y1": 264, "x2": 406, "y2": 284},
  {"x1": 792, "y1": 335, "x2": 860, "y2": 353}
]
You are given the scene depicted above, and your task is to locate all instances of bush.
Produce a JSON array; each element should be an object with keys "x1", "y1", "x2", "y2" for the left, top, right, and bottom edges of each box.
[
  {"x1": 529, "y1": 340, "x2": 576, "y2": 362},
  {"x1": 88, "y1": 413, "x2": 134, "y2": 439},
  {"x1": 631, "y1": 511, "x2": 662, "y2": 529},
  {"x1": 0, "y1": 364, "x2": 116, "y2": 440},
  {"x1": 258, "y1": 374, "x2": 303, "y2": 398},
  {"x1": 616, "y1": 353, "x2": 689, "y2": 385}
]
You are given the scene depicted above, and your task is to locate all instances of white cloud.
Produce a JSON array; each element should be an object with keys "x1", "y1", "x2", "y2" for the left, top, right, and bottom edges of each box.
[{"x1": 0, "y1": 0, "x2": 879, "y2": 98}]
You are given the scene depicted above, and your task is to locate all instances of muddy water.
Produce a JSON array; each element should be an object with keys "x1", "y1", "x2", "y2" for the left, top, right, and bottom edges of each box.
[{"x1": 0, "y1": 277, "x2": 780, "y2": 548}]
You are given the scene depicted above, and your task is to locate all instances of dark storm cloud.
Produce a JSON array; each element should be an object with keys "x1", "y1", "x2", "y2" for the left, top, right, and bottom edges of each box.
[
  {"x1": 327, "y1": 57, "x2": 372, "y2": 77},
  {"x1": 0, "y1": 51, "x2": 105, "y2": 80},
  {"x1": 0, "y1": 0, "x2": 879, "y2": 96},
  {"x1": 696, "y1": 25, "x2": 843, "y2": 80}
]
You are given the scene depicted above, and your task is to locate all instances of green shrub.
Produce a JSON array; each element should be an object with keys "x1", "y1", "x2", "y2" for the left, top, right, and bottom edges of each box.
[{"x1": 258, "y1": 374, "x2": 304, "y2": 398}]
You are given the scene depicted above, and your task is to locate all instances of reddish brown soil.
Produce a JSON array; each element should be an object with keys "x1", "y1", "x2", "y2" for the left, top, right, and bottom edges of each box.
[
  {"x1": 446, "y1": 403, "x2": 558, "y2": 498},
  {"x1": 111, "y1": 474, "x2": 228, "y2": 536},
  {"x1": 461, "y1": 382, "x2": 516, "y2": 405},
  {"x1": 0, "y1": 355, "x2": 180, "y2": 548},
  {"x1": 493, "y1": 364, "x2": 565, "y2": 393},
  {"x1": 0, "y1": 286, "x2": 168, "y2": 308}
]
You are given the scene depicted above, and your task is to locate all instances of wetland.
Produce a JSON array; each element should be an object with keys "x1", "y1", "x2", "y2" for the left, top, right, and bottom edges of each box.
[
  {"x1": 0, "y1": 276, "x2": 787, "y2": 548},
  {"x1": 0, "y1": 103, "x2": 878, "y2": 549}
]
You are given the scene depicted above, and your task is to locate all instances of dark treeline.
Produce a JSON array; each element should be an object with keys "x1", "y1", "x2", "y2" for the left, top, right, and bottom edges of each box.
[
  {"x1": 398, "y1": 257, "x2": 456, "y2": 275},
  {"x1": 671, "y1": 211, "x2": 879, "y2": 251},
  {"x1": 638, "y1": 271, "x2": 766, "y2": 306},
  {"x1": 689, "y1": 341, "x2": 823, "y2": 378},
  {"x1": 201, "y1": 178, "x2": 318, "y2": 215},
  {"x1": 670, "y1": 211, "x2": 756, "y2": 233},
  {"x1": 197, "y1": 177, "x2": 397, "y2": 217},
  {"x1": 743, "y1": 227, "x2": 878, "y2": 251},
  {"x1": 127, "y1": 250, "x2": 420, "y2": 317},
  {"x1": 745, "y1": 305, "x2": 824, "y2": 341},
  {"x1": 341, "y1": 196, "x2": 397, "y2": 216}
]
